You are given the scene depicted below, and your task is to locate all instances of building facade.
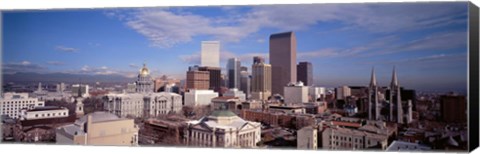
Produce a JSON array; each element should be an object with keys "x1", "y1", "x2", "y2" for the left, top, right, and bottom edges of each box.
[
  {"x1": 198, "y1": 66, "x2": 222, "y2": 92},
  {"x1": 240, "y1": 68, "x2": 251, "y2": 99},
  {"x1": 251, "y1": 56, "x2": 272, "y2": 101},
  {"x1": 297, "y1": 125, "x2": 318, "y2": 150},
  {"x1": 0, "y1": 92, "x2": 45, "y2": 119},
  {"x1": 56, "y1": 112, "x2": 139, "y2": 146},
  {"x1": 184, "y1": 90, "x2": 219, "y2": 107},
  {"x1": 187, "y1": 65, "x2": 210, "y2": 90},
  {"x1": 201, "y1": 41, "x2": 220, "y2": 67},
  {"x1": 284, "y1": 81, "x2": 309, "y2": 104},
  {"x1": 184, "y1": 110, "x2": 262, "y2": 148},
  {"x1": 227, "y1": 58, "x2": 241, "y2": 89},
  {"x1": 269, "y1": 31, "x2": 297, "y2": 95},
  {"x1": 223, "y1": 88, "x2": 246, "y2": 102},
  {"x1": 19, "y1": 106, "x2": 69, "y2": 121},
  {"x1": 136, "y1": 64, "x2": 154, "y2": 93},
  {"x1": 297, "y1": 62, "x2": 313, "y2": 86},
  {"x1": 103, "y1": 92, "x2": 183, "y2": 118}
]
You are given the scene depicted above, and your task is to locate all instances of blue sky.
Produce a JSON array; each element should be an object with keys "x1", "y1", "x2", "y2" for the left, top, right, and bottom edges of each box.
[{"x1": 2, "y1": 2, "x2": 469, "y2": 93}]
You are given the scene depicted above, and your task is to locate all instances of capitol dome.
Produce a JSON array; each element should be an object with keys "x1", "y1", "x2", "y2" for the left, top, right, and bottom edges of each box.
[{"x1": 139, "y1": 63, "x2": 150, "y2": 77}]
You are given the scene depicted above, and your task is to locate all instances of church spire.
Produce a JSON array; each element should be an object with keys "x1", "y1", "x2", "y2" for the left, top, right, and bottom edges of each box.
[
  {"x1": 370, "y1": 67, "x2": 377, "y2": 87},
  {"x1": 391, "y1": 66, "x2": 398, "y2": 87}
]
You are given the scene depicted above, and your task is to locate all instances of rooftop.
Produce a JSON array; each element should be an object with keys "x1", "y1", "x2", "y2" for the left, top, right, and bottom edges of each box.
[
  {"x1": 76, "y1": 111, "x2": 122, "y2": 125},
  {"x1": 210, "y1": 110, "x2": 237, "y2": 117},
  {"x1": 28, "y1": 106, "x2": 66, "y2": 112},
  {"x1": 386, "y1": 140, "x2": 431, "y2": 151}
]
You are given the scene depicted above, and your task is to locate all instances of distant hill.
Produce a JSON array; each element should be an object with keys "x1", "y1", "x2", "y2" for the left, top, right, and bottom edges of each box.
[{"x1": 3, "y1": 72, "x2": 135, "y2": 84}]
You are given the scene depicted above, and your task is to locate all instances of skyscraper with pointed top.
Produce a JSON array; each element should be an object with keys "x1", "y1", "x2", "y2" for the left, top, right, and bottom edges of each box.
[
  {"x1": 368, "y1": 67, "x2": 380, "y2": 120},
  {"x1": 389, "y1": 66, "x2": 403, "y2": 123}
]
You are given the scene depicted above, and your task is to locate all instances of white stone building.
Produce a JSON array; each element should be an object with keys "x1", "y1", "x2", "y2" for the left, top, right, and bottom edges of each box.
[
  {"x1": 336, "y1": 86, "x2": 351, "y2": 100},
  {"x1": 308, "y1": 87, "x2": 326, "y2": 102},
  {"x1": 56, "y1": 112, "x2": 139, "y2": 146},
  {"x1": 284, "y1": 81, "x2": 309, "y2": 104},
  {"x1": 71, "y1": 84, "x2": 90, "y2": 98},
  {"x1": 184, "y1": 110, "x2": 261, "y2": 148},
  {"x1": 0, "y1": 92, "x2": 45, "y2": 119},
  {"x1": 223, "y1": 88, "x2": 246, "y2": 102},
  {"x1": 19, "y1": 106, "x2": 69, "y2": 120},
  {"x1": 184, "y1": 89, "x2": 218, "y2": 107},
  {"x1": 103, "y1": 92, "x2": 183, "y2": 118},
  {"x1": 297, "y1": 125, "x2": 318, "y2": 150}
]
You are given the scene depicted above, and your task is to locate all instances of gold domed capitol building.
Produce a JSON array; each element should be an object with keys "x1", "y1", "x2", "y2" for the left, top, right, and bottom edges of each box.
[{"x1": 136, "y1": 63, "x2": 154, "y2": 93}]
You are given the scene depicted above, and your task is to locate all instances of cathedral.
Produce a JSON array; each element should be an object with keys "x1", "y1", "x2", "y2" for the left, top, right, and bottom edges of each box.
[{"x1": 367, "y1": 67, "x2": 412, "y2": 124}]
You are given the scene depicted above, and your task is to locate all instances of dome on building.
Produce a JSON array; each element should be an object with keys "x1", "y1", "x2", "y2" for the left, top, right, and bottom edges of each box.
[{"x1": 139, "y1": 63, "x2": 150, "y2": 77}]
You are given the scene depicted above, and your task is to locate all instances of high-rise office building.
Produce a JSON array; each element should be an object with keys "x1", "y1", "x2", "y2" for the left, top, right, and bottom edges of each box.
[
  {"x1": 251, "y1": 56, "x2": 272, "y2": 101},
  {"x1": 186, "y1": 66, "x2": 210, "y2": 90},
  {"x1": 227, "y1": 58, "x2": 241, "y2": 89},
  {"x1": 297, "y1": 62, "x2": 313, "y2": 86},
  {"x1": 198, "y1": 66, "x2": 222, "y2": 92},
  {"x1": 240, "y1": 70, "x2": 251, "y2": 99},
  {"x1": 269, "y1": 31, "x2": 297, "y2": 95},
  {"x1": 201, "y1": 41, "x2": 220, "y2": 67},
  {"x1": 253, "y1": 56, "x2": 265, "y2": 64}
]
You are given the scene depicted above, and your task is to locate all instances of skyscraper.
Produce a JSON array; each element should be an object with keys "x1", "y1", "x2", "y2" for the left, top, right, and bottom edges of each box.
[
  {"x1": 186, "y1": 66, "x2": 210, "y2": 90},
  {"x1": 297, "y1": 62, "x2": 313, "y2": 86},
  {"x1": 198, "y1": 66, "x2": 222, "y2": 92},
  {"x1": 251, "y1": 56, "x2": 272, "y2": 101},
  {"x1": 201, "y1": 41, "x2": 220, "y2": 67},
  {"x1": 269, "y1": 31, "x2": 297, "y2": 95},
  {"x1": 240, "y1": 67, "x2": 251, "y2": 99},
  {"x1": 227, "y1": 58, "x2": 241, "y2": 89}
]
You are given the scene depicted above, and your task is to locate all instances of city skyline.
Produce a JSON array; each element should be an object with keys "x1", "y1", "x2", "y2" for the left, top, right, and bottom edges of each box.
[{"x1": 2, "y1": 2, "x2": 468, "y2": 93}]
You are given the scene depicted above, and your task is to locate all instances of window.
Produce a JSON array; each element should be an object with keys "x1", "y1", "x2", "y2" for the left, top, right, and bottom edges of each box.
[{"x1": 35, "y1": 114, "x2": 38, "y2": 117}]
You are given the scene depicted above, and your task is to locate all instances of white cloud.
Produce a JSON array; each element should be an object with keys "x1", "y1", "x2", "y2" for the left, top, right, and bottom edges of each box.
[
  {"x1": 55, "y1": 45, "x2": 79, "y2": 52},
  {"x1": 2, "y1": 61, "x2": 46, "y2": 74},
  {"x1": 46, "y1": 61, "x2": 65, "y2": 66},
  {"x1": 179, "y1": 50, "x2": 268, "y2": 66},
  {"x1": 129, "y1": 63, "x2": 139, "y2": 68},
  {"x1": 110, "y1": 3, "x2": 466, "y2": 48},
  {"x1": 21, "y1": 61, "x2": 31, "y2": 65}
]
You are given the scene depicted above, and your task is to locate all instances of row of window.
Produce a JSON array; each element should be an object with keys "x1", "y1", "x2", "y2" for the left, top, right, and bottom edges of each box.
[
  {"x1": 34, "y1": 112, "x2": 67, "y2": 118},
  {"x1": 1, "y1": 100, "x2": 37, "y2": 104}
]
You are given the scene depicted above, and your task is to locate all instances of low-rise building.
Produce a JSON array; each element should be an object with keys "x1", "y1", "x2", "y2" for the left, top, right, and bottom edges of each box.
[
  {"x1": 140, "y1": 116, "x2": 188, "y2": 145},
  {"x1": 297, "y1": 125, "x2": 318, "y2": 150},
  {"x1": 103, "y1": 92, "x2": 183, "y2": 118},
  {"x1": 211, "y1": 96, "x2": 242, "y2": 112},
  {"x1": 184, "y1": 89, "x2": 219, "y2": 107},
  {"x1": 184, "y1": 109, "x2": 262, "y2": 148},
  {"x1": 1, "y1": 92, "x2": 45, "y2": 119},
  {"x1": 284, "y1": 81, "x2": 309, "y2": 104},
  {"x1": 20, "y1": 106, "x2": 69, "y2": 120},
  {"x1": 223, "y1": 88, "x2": 246, "y2": 102},
  {"x1": 268, "y1": 105, "x2": 305, "y2": 114},
  {"x1": 55, "y1": 112, "x2": 139, "y2": 146},
  {"x1": 386, "y1": 140, "x2": 431, "y2": 151}
]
